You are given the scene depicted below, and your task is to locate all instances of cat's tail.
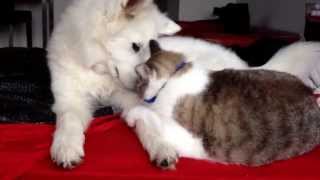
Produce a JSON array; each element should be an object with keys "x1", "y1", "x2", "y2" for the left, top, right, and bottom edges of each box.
[{"x1": 261, "y1": 41, "x2": 320, "y2": 89}]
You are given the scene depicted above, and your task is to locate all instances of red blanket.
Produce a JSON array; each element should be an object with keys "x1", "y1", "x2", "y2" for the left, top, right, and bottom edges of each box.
[{"x1": 1, "y1": 115, "x2": 320, "y2": 180}]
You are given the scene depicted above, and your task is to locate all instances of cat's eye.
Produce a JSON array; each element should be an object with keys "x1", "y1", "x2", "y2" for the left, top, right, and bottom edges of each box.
[{"x1": 132, "y1": 42, "x2": 141, "y2": 53}]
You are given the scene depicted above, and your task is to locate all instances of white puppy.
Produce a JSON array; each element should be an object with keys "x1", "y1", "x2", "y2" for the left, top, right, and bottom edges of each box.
[
  {"x1": 48, "y1": 0, "x2": 180, "y2": 168},
  {"x1": 158, "y1": 36, "x2": 320, "y2": 88}
]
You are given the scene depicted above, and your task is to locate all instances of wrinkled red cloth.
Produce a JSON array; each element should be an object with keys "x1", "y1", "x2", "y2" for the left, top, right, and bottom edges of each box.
[{"x1": 1, "y1": 115, "x2": 320, "y2": 180}]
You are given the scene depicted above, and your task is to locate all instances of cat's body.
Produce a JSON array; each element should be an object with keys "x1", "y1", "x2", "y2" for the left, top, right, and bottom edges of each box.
[
  {"x1": 174, "y1": 69, "x2": 320, "y2": 166},
  {"x1": 127, "y1": 40, "x2": 320, "y2": 169}
]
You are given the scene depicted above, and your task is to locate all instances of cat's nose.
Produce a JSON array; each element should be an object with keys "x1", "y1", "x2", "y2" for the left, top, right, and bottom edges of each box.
[
  {"x1": 149, "y1": 39, "x2": 157, "y2": 49},
  {"x1": 149, "y1": 39, "x2": 157, "y2": 46},
  {"x1": 149, "y1": 39, "x2": 161, "y2": 54}
]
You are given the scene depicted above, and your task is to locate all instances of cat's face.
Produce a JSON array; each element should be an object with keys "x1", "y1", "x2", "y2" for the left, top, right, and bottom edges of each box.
[
  {"x1": 135, "y1": 40, "x2": 185, "y2": 101},
  {"x1": 135, "y1": 62, "x2": 168, "y2": 100}
]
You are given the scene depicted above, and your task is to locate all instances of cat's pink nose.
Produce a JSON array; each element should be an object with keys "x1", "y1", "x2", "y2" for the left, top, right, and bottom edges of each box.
[{"x1": 314, "y1": 90, "x2": 320, "y2": 107}]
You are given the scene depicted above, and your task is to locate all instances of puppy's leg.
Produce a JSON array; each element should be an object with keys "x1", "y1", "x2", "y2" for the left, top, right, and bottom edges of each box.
[
  {"x1": 50, "y1": 95, "x2": 93, "y2": 169},
  {"x1": 126, "y1": 106, "x2": 179, "y2": 170}
]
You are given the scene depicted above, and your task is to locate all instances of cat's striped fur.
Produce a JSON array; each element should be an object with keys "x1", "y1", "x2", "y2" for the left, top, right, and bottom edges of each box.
[
  {"x1": 174, "y1": 69, "x2": 320, "y2": 166},
  {"x1": 134, "y1": 40, "x2": 320, "y2": 167}
]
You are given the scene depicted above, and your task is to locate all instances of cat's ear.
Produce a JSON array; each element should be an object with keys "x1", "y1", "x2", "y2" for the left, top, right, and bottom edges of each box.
[
  {"x1": 149, "y1": 40, "x2": 161, "y2": 55},
  {"x1": 135, "y1": 64, "x2": 151, "y2": 79},
  {"x1": 122, "y1": 0, "x2": 152, "y2": 17}
]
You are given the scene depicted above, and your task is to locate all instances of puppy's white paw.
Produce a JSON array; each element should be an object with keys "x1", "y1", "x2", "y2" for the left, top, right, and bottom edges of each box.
[
  {"x1": 150, "y1": 142, "x2": 179, "y2": 170},
  {"x1": 124, "y1": 106, "x2": 148, "y2": 128},
  {"x1": 51, "y1": 130, "x2": 85, "y2": 169}
]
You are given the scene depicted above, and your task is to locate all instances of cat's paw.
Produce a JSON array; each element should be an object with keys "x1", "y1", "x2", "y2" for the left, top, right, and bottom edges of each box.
[
  {"x1": 151, "y1": 143, "x2": 179, "y2": 170},
  {"x1": 51, "y1": 130, "x2": 85, "y2": 169},
  {"x1": 124, "y1": 106, "x2": 149, "y2": 127}
]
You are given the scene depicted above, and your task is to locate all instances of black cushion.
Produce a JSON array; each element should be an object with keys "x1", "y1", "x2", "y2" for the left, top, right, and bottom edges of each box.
[
  {"x1": 0, "y1": 47, "x2": 55, "y2": 123},
  {"x1": 0, "y1": 47, "x2": 113, "y2": 123}
]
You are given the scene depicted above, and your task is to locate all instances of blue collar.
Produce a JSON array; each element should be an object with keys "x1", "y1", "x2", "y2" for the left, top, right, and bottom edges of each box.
[
  {"x1": 144, "y1": 96, "x2": 157, "y2": 104},
  {"x1": 144, "y1": 61, "x2": 187, "y2": 104}
]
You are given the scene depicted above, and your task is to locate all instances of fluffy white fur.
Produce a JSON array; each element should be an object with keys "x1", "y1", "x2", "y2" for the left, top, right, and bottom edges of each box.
[
  {"x1": 262, "y1": 41, "x2": 320, "y2": 89},
  {"x1": 48, "y1": 0, "x2": 181, "y2": 168},
  {"x1": 158, "y1": 36, "x2": 248, "y2": 71}
]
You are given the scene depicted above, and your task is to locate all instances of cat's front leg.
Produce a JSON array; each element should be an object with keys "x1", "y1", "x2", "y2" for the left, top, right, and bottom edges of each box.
[{"x1": 126, "y1": 106, "x2": 179, "y2": 170}]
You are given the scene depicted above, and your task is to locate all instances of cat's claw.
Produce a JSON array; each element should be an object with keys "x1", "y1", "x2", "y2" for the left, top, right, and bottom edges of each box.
[
  {"x1": 153, "y1": 155, "x2": 178, "y2": 170},
  {"x1": 151, "y1": 144, "x2": 179, "y2": 170}
]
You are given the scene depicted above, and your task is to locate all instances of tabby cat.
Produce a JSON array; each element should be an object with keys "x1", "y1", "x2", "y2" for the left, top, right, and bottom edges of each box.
[{"x1": 126, "y1": 40, "x2": 320, "y2": 170}]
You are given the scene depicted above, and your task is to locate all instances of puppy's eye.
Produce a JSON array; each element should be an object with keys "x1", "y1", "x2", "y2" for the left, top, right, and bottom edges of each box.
[{"x1": 132, "y1": 43, "x2": 141, "y2": 53}]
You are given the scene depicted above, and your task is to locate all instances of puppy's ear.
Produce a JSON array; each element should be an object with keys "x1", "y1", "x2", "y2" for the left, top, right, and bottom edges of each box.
[
  {"x1": 122, "y1": 0, "x2": 152, "y2": 17},
  {"x1": 158, "y1": 16, "x2": 181, "y2": 35},
  {"x1": 149, "y1": 40, "x2": 161, "y2": 55},
  {"x1": 135, "y1": 64, "x2": 151, "y2": 79}
]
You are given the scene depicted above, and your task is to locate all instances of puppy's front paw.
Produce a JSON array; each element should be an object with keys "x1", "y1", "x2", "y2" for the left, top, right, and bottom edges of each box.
[
  {"x1": 151, "y1": 143, "x2": 179, "y2": 170},
  {"x1": 51, "y1": 130, "x2": 85, "y2": 169}
]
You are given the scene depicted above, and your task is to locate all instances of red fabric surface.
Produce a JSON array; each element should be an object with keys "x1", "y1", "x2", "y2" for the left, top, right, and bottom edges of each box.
[
  {"x1": 307, "y1": 15, "x2": 320, "y2": 23},
  {"x1": 1, "y1": 115, "x2": 320, "y2": 180},
  {"x1": 177, "y1": 20, "x2": 300, "y2": 47}
]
